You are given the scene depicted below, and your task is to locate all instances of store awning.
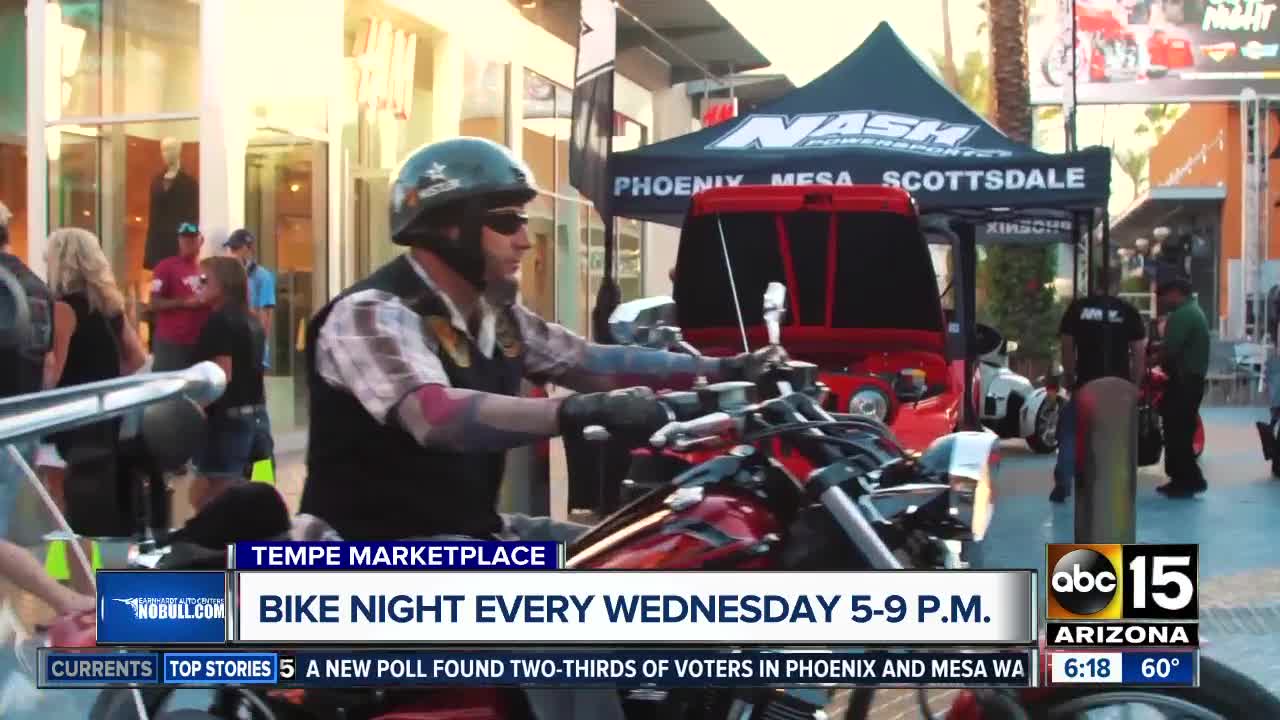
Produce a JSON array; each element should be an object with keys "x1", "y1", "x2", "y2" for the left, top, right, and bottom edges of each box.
[
  {"x1": 1110, "y1": 185, "x2": 1227, "y2": 246},
  {"x1": 511, "y1": 0, "x2": 770, "y2": 83},
  {"x1": 684, "y1": 73, "x2": 796, "y2": 110}
]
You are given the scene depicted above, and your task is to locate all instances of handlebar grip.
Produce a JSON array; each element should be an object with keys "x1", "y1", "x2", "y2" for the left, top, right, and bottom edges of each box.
[{"x1": 657, "y1": 391, "x2": 712, "y2": 422}]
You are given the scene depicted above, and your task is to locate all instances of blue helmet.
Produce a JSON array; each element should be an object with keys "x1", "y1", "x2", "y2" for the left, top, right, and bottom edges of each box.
[{"x1": 390, "y1": 137, "x2": 539, "y2": 243}]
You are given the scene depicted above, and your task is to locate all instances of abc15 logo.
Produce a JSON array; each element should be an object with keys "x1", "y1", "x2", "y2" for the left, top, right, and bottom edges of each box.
[{"x1": 1046, "y1": 544, "x2": 1198, "y2": 621}]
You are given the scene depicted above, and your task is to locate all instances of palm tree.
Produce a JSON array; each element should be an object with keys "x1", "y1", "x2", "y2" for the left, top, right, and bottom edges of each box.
[
  {"x1": 939, "y1": 0, "x2": 962, "y2": 92},
  {"x1": 984, "y1": 0, "x2": 1058, "y2": 373},
  {"x1": 988, "y1": 0, "x2": 1031, "y2": 143},
  {"x1": 1135, "y1": 103, "x2": 1186, "y2": 140},
  {"x1": 932, "y1": 48, "x2": 993, "y2": 119},
  {"x1": 1114, "y1": 144, "x2": 1150, "y2": 202}
]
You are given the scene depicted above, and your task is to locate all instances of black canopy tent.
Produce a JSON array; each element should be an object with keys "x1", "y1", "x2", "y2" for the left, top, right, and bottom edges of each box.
[
  {"x1": 608, "y1": 22, "x2": 1111, "y2": 222},
  {"x1": 604, "y1": 22, "x2": 1114, "y2": 429}
]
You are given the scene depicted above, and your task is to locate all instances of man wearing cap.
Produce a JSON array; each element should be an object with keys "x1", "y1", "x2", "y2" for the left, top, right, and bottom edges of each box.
[
  {"x1": 225, "y1": 229, "x2": 276, "y2": 478},
  {"x1": 1155, "y1": 276, "x2": 1210, "y2": 497},
  {"x1": 148, "y1": 222, "x2": 210, "y2": 371},
  {"x1": 224, "y1": 229, "x2": 275, "y2": 362}
]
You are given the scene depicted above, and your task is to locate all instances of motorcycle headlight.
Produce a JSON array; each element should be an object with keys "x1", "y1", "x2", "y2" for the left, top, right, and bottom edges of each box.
[
  {"x1": 849, "y1": 387, "x2": 890, "y2": 420},
  {"x1": 918, "y1": 431, "x2": 1000, "y2": 541}
]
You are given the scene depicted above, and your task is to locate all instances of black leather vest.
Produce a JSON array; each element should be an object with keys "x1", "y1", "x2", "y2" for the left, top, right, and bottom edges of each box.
[{"x1": 300, "y1": 256, "x2": 524, "y2": 540}]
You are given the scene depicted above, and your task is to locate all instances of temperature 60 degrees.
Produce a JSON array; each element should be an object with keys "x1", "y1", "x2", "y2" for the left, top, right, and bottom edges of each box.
[{"x1": 1142, "y1": 657, "x2": 1181, "y2": 679}]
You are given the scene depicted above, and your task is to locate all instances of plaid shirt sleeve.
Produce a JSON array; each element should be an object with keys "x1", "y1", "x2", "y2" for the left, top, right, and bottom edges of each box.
[
  {"x1": 509, "y1": 302, "x2": 589, "y2": 382},
  {"x1": 315, "y1": 290, "x2": 451, "y2": 424}
]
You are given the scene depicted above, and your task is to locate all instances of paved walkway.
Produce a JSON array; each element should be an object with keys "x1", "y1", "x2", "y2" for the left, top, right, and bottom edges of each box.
[{"x1": 974, "y1": 406, "x2": 1280, "y2": 700}]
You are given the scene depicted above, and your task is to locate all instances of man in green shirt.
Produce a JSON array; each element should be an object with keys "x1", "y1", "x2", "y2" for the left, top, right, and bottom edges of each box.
[{"x1": 1155, "y1": 277, "x2": 1210, "y2": 497}]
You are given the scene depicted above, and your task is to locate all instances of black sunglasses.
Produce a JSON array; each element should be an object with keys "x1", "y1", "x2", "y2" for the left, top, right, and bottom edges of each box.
[{"x1": 482, "y1": 211, "x2": 529, "y2": 235}]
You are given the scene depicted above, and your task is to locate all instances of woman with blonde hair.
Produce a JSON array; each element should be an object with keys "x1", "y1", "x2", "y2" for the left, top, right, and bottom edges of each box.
[
  {"x1": 44, "y1": 227, "x2": 148, "y2": 385},
  {"x1": 38, "y1": 228, "x2": 147, "y2": 592}
]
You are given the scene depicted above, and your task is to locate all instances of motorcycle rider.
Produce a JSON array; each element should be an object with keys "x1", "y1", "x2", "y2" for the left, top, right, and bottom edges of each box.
[{"x1": 303, "y1": 137, "x2": 780, "y2": 717}]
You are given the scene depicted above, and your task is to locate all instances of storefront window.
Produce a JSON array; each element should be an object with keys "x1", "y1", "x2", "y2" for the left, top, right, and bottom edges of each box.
[
  {"x1": 0, "y1": 0, "x2": 27, "y2": 259},
  {"x1": 47, "y1": 120, "x2": 200, "y2": 338},
  {"x1": 51, "y1": 0, "x2": 201, "y2": 120},
  {"x1": 342, "y1": 8, "x2": 438, "y2": 283},
  {"x1": 462, "y1": 54, "x2": 507, "y2": 144},
  {"x1": 580, "y1": 114, "x2": 648, "y2": 328},
  {"x1": 522, "y1": 69, "x2": 571, "y2": 322},
  {"x1": 245, "y1": 136, "x2": 328, "y2": 432}
]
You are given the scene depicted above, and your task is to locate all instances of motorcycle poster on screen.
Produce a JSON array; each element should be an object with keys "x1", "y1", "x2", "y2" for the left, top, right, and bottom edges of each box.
[{"x1": 1030, "y1": 0, "x2": 1280, "y2": 104}]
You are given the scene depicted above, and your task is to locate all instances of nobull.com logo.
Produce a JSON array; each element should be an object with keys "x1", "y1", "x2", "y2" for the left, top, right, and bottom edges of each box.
[{"x1": 114, "y1": 597, "x2": 226, "y2": 621}]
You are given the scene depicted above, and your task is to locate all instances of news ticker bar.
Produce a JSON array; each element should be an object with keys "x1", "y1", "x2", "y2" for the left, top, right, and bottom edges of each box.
[{"x1": 39, "y1": 648, "x2": 1040, "y2": 689}]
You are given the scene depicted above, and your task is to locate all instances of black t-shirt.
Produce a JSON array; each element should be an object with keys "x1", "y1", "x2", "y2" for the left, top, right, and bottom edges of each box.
[
  {"x1": 1059, "y1": 295, "x2": 1146, "y2": 389},
  {"x1": 194, "y1": 306, "x2": 265, "y2": 413},
  {"x1": 58, "y1": 292, "x2": 124, "y2": 388}
]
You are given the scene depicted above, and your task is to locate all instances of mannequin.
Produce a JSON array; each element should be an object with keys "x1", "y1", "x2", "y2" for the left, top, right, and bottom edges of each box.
[{"x1": 143, "y1": 137, "x2": 199, "y2": 270}]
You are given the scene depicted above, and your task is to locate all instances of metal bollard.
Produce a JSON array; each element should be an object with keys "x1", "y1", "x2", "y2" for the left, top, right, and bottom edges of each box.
[{"x1": 1074, "y1": 377, "x2": 1140, "y2": 544}]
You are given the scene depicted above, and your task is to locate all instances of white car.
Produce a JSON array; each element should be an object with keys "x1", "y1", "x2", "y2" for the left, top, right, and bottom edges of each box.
[{"x1": 975, "y1": 323, "x2": 1063, "y2": 453}]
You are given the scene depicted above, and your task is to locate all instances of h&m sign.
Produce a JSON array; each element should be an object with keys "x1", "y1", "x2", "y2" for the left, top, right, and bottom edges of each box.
[
  {"x1": 702, "y1": 99, "x2": 738, "y2": 127},
  {"x1": 353, "y1": 17, "x2": 417, "y2": 120}
]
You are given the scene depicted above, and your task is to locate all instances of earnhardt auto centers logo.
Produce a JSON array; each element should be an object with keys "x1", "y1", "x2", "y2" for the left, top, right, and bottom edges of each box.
[
  {"x1": 114, "y1": 596, "x2": 226, "y2": 621},
  {"x1": 706, "y1": 111, "x2": 1011, "y2": 159}
]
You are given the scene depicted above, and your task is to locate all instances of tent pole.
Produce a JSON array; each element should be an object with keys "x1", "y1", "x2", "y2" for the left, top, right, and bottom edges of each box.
[
  {"x1": 954, "y1": 220, "x2": 979, "y2": 430},
  {"x1": 1087, "y1": 214, "x2": 1095, "y2": 295},
  {"x1": 1071, "y1": 211, "x2": 1081, "y2": 299},
  {"x1": 1102, "y1": 210, "x2": 1112, "y2": 296}
]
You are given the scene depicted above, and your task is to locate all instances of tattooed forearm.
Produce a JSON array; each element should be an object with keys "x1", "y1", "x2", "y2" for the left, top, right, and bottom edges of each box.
[
  {"x1": 554, "y1": 345, "x2": 729, "y2": 393},
  {"x1": 395, "y1": 385, "x2": 562, "y2": 452}
]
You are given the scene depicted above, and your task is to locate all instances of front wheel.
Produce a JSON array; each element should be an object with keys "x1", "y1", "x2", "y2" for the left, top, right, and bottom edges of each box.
[
  {"x1": 1025, "y1": 396, "x2": 1062, "y2": 454},
  {"x1": 1019, "y1": 655, "x2": 1280, "y2": 719}
]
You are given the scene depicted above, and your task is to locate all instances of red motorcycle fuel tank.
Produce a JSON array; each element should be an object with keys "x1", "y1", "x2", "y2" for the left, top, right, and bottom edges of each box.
[{"x1": 566, "y1": 481, "x2": 782, "y2": 570}]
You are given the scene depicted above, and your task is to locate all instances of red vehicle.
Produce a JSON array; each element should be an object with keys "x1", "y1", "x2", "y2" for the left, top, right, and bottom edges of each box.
[
  {"x1": 1143, "y1": 364, "x2": 1206, "y2": 459},
  {"x1": 1041, "y1": 0, "x2": 1195, "y2": 88},
  {"x1": 669, "y1": 184, "x2": 968, "y2": 453}
]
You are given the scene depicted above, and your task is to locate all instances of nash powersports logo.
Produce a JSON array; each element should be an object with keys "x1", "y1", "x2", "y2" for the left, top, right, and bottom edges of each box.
[
  {"x1": 113, "y1": 596, "x2": 226, "y2": 621},
  {"x1": 706, "y1": 111, "x2": 1013, "y2": 158}
]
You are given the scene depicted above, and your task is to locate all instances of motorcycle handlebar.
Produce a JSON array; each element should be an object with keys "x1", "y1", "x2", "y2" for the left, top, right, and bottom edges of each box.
[
  {"x1": 0, "y1": 361, "x2": 226, "y2": 446},
  {"x1": 649, "y1": 412, "x2": 738, "y2": 448}
]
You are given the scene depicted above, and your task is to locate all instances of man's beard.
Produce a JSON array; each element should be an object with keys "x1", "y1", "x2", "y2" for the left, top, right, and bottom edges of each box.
[{"x1": 485, "y1": 274, "x2": 519, "y2": 307}]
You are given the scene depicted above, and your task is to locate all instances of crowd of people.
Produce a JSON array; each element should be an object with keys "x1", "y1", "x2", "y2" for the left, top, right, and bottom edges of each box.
[{"x1": 0, "y1": 200, "x2": 275, "y2": 614}]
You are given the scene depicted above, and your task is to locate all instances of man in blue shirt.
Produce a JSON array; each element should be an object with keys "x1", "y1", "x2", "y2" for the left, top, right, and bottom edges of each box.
[
  {"x1": 224, "y1": 229, "x2": 275, "y2": 478},
  {"x1": 224, "y1": 229, "x2": 275, "y2": 360}
]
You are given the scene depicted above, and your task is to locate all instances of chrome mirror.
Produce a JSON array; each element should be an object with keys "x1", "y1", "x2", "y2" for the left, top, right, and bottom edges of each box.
[
  {"x1": 608, "y1": 296, "x2": 676, "y2": 346},
  {"x1": 763, "y1": 282, "x2": 787, "y2": 346}
]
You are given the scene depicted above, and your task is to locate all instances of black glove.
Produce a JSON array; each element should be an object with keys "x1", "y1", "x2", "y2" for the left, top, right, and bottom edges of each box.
[
  {"x1": 558, "y1": 387, "x2": 671, "y2": 445},
  {"x1": 721, "y1": 345, "x2": 790, "y2": 383}
]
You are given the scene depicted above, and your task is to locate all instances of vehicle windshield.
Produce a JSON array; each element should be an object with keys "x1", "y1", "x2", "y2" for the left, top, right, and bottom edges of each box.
[{"x1": 673, "y1": 209, "x2": 945, "y2": 333}]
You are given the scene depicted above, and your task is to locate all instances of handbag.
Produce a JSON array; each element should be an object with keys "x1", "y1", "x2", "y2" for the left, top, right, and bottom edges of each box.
[{"x1": 1137, "y1": 401, "x2": 1164, "y2": 467}]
